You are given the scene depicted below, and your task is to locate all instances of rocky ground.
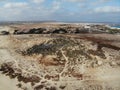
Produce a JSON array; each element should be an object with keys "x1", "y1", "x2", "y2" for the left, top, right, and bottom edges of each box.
[
  {"x1": 0, "y1": 23, "x2": 113, "y2": 35},
  {"x1": 0, "y1": 33, "x2": 120, "y2": 90},
  {"x1": 0, "y1": 23, "x2": 120, "y2": 90}
]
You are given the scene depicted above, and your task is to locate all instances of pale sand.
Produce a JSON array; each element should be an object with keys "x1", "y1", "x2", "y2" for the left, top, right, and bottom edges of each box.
[
  {"x1": 0, "y1": 72, "x2": 34, "y2": 90},
  {"x1": 0, "y1": 72, "x2": 21, "y2": 90}
]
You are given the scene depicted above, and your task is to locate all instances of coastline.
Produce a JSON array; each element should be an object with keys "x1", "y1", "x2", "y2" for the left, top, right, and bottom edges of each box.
[{"x1": 107, "y1": 25, "x2": 120, "y2": 29}]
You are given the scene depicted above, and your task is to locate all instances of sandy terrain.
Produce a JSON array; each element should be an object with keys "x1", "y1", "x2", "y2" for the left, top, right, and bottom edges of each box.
[{"x1": 0, "y1": 24, "x2": 120, "y2": 90}]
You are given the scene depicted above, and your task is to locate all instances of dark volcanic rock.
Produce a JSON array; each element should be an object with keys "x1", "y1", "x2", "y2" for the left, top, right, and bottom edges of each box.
[
  {"x1": 14, "y1": 30, "x2": 26, "y2": 34},
  {"x1": 13, "y1": 28, "x2": 46, "y2": 34},
  {"x1": 21, "y1": 38, "x2": 74, "y2": 56},
  {"x1": 0, "y1": 63, "x2": 41, "y2": 83},
  {"x1": 13, "y1": 27, "x2": 104, "y2": 35},
  {"x1": 75, "y1": 28, "x2": 89, "y2": 34},
  {"x1": 29, "y1": 28, "x2": 46, "y2": 34},
  {"x1": 52, "y1": 28, "x2": 68, "y2": 34},
  {"x1": 0, "y1": 31, "x2": 10, "y2": 35},
  {"x1": 34, "y1": 85, "x2": 44, "y2": 90}
]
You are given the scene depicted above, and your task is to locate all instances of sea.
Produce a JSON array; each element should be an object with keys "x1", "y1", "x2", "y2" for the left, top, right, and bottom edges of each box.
[
  {"x1": 111, "y1": 25, "x2": 120, "y2": 28},
  {"x1": 109, "y1": 24, "x2": 120, "y2": 29}
]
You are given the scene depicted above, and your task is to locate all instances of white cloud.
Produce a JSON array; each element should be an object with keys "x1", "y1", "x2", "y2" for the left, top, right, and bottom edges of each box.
[
  {"x1": 32, "y1": 0, "x2": 44, "y2": 3},
  {"x1": 3, "y1": 2, "x2": 28, "y2": 8},
  {"x1": 52, "y1": 1, "x2": 61, "y2": 11},
  {"x1": 92, "y1": 0, "x2": 112, "y2": 6},
  {"x1": 0, "y1": 0, "x2": 119, "y2": 22},
  {"x1": 94, "y1": 6, "x2": 120, "y2": 13},
  {"x1": 64, "y1": 0, "x2": 85, "y2": 2},
  {"x1": 0, "y1": 2, "x2": 29, "y2": 21},
  {"x1": 0, "y1": 1, "x2": 61, "y2": 21}
]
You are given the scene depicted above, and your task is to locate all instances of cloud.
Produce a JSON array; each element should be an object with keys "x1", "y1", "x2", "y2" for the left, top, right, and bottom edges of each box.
[
  {"x1": 3, "y1": 2, "x2": 28, "y2": 8},
  {"x1": 92, "y1": 0, "x2": 113, "y2": 6},
  {"x1": 63, "y1": 0, "x2": 86, "y2": 2},
  {"x1": 32, "y1": 0, "x2": 44, "y2": 3},
  {"x1": 99, "y1": 0, "x2": 112, "y2": 2},
  {"x1": 0, "y1": 2, "x2": 29, "y2": 21},
  {"x1": 94, "y1": 6, "x2": 120, "y2": 13},
  {"x1": 0, "y1": 0, "x2": 119, "y2": 22},
  {"x1": 52, "y1": 1, "x2": 61, "y2": 11},
  {"x1": 0, "y1": 0, "x2": 61, "y2": 21}
]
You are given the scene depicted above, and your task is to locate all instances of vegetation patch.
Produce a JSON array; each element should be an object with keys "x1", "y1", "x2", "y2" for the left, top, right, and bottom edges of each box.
[{"x1": 0, "y1": 62, "x2": 41, "y2": 84}]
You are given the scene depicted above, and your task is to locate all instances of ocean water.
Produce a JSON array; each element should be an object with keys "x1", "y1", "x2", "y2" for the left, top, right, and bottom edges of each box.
[
  {"x1": 112, "y1": 25, "x2": 120, "y2": 28},
  {"x1": 110, "y1": 25, "x2": 120, "y2": 29}
]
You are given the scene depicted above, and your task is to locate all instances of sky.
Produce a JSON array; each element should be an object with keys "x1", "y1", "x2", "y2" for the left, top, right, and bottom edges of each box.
[{"x1": 0, "y1": 0, "x2": 120, "y2": 22}]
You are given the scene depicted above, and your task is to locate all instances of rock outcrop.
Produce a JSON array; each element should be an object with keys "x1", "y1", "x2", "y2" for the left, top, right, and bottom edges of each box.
[
  {"x1": 13, "y1": 28, "x2": 46, "y2": 34},
  {"x1": 0, "y1": 31, "x2": 10, "y2": 35}
]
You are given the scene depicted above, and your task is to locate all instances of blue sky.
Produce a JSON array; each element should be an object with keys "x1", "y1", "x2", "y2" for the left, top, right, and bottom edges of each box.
[{"x1": 0, "y1": 0, "x2": 120, "y2": 22}]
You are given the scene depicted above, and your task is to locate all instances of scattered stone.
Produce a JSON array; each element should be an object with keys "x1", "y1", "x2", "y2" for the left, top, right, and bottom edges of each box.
[
  {"x1": 16, "y1": 83, "x2": 22, "y2": 88},
  {"x1": 49, "y1": 86, "x2": 57, "y2": 90},
  {"x1": 97, "y1": 60, "x2": 103, "y2": 66},
  {"x1": 110, "y1": 61, "x2": 117, "y2": 66},
  {"x1": 59, "y1": 85, "x2": 66, "y2": 89},
  {"x1": 34, "y1": 85, "x2": 44, "y2": 90}
]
